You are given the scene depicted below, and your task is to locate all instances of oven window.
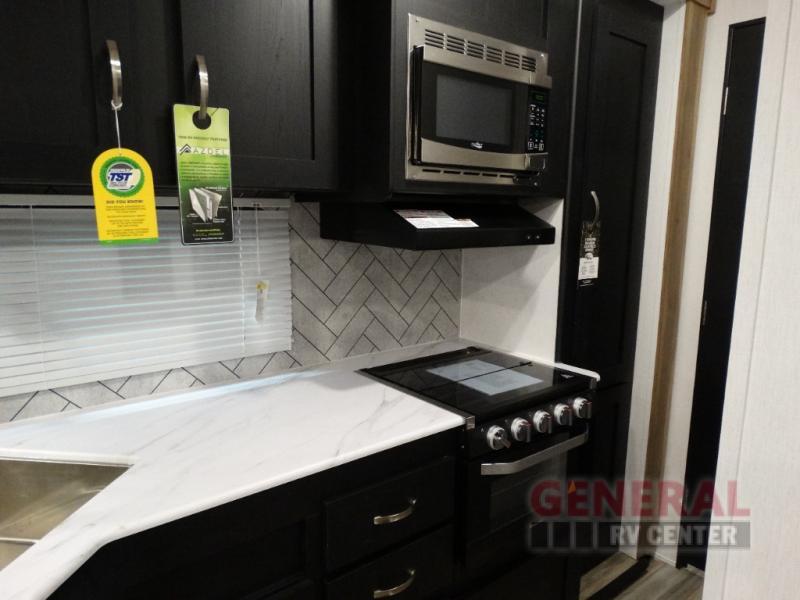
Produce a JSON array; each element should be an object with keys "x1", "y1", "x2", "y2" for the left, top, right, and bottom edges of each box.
[{"x1": 435, "y1": 74, "x2": 513, "y2": 146}]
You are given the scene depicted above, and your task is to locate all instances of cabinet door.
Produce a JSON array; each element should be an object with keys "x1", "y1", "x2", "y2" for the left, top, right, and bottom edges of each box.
[
  {"x1": 0, "y1": 1, "x2": 182, "y2": 190},
  {"x1": 86, "y1": 0, "x2": 183, "y2": 187},
  {"x1": 178, "y1": 0, "x2": 337, "y2": 192},
  {"x1": 562, "y1": 383, "x2": 633, "y2": 589},
  {"x1": 557, "y1": 0, "x2": 663, "y2": 386},
  {"x1": 0, "y1": 1, "x2": 101, "y2": 188}
]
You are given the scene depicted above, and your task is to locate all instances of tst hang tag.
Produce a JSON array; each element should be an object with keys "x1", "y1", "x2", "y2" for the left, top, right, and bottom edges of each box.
[
  {"x1": 174, "y1": 104, "x2": 234, "y2": 245},
  {"x1": 578, "y1": 220, "x2": 600, "y2": 287},
  {"x1": 91, "y1": 148, "x2": 158, "y2": 245}
]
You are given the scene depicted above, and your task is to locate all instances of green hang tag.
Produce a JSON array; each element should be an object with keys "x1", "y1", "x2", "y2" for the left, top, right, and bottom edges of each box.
[{"x1": 173, "y1": 104, "x2": 234, "y2": 245}]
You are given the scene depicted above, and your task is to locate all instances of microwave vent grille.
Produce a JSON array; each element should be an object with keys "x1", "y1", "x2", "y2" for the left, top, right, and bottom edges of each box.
[
  {"x1": 422, "y1": 28, "x2": 537, "y2": 74},
  {"x1": 503, "y1": 51, "x2": 521, "y2": 69},
  {"x1": 424, "y1": 29, "x2": 445, "y2": 49},
  {"x1": 445, "y1": 34, "x2": 466, "y2": 54},
  {"x1": 521, "y1": 56, "x2": 536, "y2": 72},
  {"x1": 486, "y1": 46, "x2": 503, "y2": 63},
  {"x1": 467, "y1": 40, "x2": 484, "y2": 59}
]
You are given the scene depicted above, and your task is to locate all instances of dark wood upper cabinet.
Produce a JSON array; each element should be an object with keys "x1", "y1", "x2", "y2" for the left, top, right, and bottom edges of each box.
[
  {"x1": 86, "y1": 0, "x2": 184, "y2": 187},
  {"x1": 0, "y1": 0, "x2": 338, "y2": 194},
  {"x1": 178, "y1": 0, "x2": 338, "y2": 192},
  {"x1": 0, "y1": 1, "x2": 101, "y2": 189}
]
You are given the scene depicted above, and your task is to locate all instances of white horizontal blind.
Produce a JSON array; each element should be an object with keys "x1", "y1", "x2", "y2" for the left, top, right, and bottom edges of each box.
[{"x1": 0, "y1": 204, "x2": 291, "y2": 397}]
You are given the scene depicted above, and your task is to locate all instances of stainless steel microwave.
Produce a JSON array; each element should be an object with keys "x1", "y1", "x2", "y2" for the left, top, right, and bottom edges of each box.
[{"x1": 407, "y1": 15, "x2": 552, "y2": 188}]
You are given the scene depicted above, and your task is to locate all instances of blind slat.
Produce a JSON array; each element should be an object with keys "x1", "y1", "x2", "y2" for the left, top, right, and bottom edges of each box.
[{"x1": 0, "y1": 204, "x2": 292, "y2": 397}]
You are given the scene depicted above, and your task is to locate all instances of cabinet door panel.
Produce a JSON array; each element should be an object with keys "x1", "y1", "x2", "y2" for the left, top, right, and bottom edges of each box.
[
  {"x1": 87, "y1": 0, "x2": 183, "y2": 186},
  {"x1": 0, "y1": 0, "x2": 100, "y2": 187},
  {"x1": 558, "y1": 0, "x2": 662, "y2": 386},
  {"x1": 179, "y1": 0, "x2": 337, "y2": 191}
]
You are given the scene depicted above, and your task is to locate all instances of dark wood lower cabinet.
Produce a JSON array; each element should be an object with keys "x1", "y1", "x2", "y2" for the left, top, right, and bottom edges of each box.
[
  {"x1": 52, "y1": 426, "x2": 579, "y2": 600},
  {"x1": 51, "y1": 431, "x2": 457, "y2": 600},
  {"x1": 326, "y1": 525, "x2": 454, "y2": 600}
]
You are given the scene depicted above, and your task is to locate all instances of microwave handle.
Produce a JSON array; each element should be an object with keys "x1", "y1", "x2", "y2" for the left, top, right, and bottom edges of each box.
[
  {"x1": 409, "y1": 45, "x2": 425, "y2": 163},
  {"x1": 480, "y1": 428, "x2": 589, "y2": 476}
]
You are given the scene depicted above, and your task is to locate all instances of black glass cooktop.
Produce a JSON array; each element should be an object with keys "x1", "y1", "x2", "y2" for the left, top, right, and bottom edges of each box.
[{"x1": 363, "y1": 347, "x2": 593, "y2": 422}]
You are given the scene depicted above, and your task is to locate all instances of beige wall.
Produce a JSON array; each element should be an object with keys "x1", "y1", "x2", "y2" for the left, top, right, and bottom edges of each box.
[{"x1": 460, "y1": 200, "x2": 562, "y2": 361}]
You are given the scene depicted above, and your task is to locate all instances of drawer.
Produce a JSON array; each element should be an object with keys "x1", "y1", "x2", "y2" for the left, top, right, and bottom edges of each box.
[
  {"x1": 325, "y1": 457, "x2": 454, "y2": 571},
  {"x1": 326, "y1": 525, "x2": 453, "y2": 600}
]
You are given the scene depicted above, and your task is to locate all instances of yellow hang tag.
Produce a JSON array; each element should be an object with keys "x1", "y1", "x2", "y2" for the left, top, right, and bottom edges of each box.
[{"x1": 91, "y1": 148, "x2": 158, "y2": 245}]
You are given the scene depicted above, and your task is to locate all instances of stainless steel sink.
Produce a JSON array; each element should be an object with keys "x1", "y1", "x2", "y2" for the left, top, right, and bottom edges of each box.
[{"x1": 0, "y1": 458, "x2": 128, "y2": 570}]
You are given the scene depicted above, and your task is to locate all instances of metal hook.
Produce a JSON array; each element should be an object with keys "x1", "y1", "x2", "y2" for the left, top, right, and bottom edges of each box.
[
  {"x1": 106, "y1": 40, "x2": 123, "y2": 111},
  {"x1": 195, "y1": 54, "x2": 209, "y2": 121},
  {"x1": 589, "y1": 190, "x2": 600, "y2": 226}
]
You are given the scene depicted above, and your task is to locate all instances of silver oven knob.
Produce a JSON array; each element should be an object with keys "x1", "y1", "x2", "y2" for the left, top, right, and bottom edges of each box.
[
  {"x1": 486, "y1": 425, "x2": 511, "y2": 451},
  {"x1": 571, "y1": 397, "x2": 592, "y2": 419},
  {"x1": 532, "y1": 410, "x2": 552, "y2": 434},
  {"x1": 553, "y1": 403, "x2": 573, "y2": 426},
  {"x1": 510, "y1": 418, "x2": 531, "y2": 442}
]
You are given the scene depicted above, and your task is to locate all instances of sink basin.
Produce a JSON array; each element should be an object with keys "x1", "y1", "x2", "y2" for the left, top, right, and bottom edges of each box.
[{"x1": 0, "y1": 458, "x2": 128, "y2": 570}]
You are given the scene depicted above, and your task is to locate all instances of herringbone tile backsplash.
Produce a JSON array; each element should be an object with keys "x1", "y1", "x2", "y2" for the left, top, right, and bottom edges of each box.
[{"x1": 0, "y1": 202, "x2": 461, "y2": 423}]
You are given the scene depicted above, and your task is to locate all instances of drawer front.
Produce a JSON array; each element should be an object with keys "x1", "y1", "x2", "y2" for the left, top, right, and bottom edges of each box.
[
  {"x1": 325, "y1": 457, "x2": 454, "y2": 571},
  {"x1": 326, "y1": 525, "x2": 453, "y2": 600}
]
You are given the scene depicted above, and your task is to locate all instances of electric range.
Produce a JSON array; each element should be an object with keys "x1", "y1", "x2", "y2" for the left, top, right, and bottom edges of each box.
[{"x1": 364, "y1": 345, "x2": 597, "y2": 577}]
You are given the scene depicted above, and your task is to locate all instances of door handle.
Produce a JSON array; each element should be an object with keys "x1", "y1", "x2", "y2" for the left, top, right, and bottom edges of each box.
[
  {"x1": 480, "y1": 429, "x2": 589, "y2": 476},
  {"x1": 373, "y1": 569, "x2": 416, "y2": 598},
  {"x1": 106, "y1": 40, "x2": 123, "y2": 111},
  {"x1": 590, "y1": 190, "x2": 601, "y2": 225},
  {"x1": 373, "y1": 498, "x2": 417, "y2": 525},
  {"x1": 195, "y1": 54, "x2": 209, "y2": 122}
]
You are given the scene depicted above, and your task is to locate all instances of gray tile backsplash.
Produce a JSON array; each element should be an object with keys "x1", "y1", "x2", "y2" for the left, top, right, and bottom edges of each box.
[{"x1": 0, "y1": 202, "x2": 462, "y2": 423}]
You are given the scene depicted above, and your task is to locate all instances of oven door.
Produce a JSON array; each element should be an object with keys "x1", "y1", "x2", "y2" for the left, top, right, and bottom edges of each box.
[
  {"x1": 462, "y1": 427, "x2": 589, "y2": 546},
  {"x1": 409, "y1": 46, "x2": 549, "y2": 174}
]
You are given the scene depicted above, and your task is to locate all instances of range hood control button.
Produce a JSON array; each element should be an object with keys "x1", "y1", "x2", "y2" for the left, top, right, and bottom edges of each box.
[{"x1": 486, "y1": 425, "x2": 511, "y2": 450}]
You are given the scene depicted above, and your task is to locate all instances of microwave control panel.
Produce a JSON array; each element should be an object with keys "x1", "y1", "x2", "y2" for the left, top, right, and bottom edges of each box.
[{"x1": 527, "y1": 89, "x2": 549, "y2": 154}]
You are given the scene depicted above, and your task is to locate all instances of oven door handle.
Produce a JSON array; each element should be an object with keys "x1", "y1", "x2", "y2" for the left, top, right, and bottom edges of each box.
[{"x1": 480, "y1": 429, "x2": 589, "y2": 476}]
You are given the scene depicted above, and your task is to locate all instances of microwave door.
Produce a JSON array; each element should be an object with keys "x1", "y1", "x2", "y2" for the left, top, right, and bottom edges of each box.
[{"x1": 410, "y1": 49, "x2": 542, "y2": 174}]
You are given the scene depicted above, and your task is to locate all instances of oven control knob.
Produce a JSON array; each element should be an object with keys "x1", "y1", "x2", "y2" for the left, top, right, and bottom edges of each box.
[
  {"x1": 532, "y1": 410, "x2": 552, "y2": 434},
  {"x1": 486, "y1": 425, "x2": 511, "y2": 450},
  {"x1": 510, "y1": 418, "x2": 532, "y2": 442},
  {"x1": 571, "y1": 397, "x2": 593, "y2": 419},
  {"x1": 553, "y1": 403, "x2": 573, "y2": 426}
]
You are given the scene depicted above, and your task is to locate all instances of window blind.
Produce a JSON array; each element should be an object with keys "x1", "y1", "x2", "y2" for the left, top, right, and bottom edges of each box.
[{"x1": 0, "y1": 203, "x2": 291, "y2": 397}]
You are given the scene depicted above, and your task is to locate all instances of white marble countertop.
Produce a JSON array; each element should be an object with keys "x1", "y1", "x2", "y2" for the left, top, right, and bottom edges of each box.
[{"x1": 0, "y1": 341, "x2": 468, "y2": 600}]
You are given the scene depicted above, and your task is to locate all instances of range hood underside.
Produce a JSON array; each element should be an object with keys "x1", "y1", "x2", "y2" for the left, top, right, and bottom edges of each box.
[{"x1": 318, "y1": 202, "x2": 556, "y2": 250}]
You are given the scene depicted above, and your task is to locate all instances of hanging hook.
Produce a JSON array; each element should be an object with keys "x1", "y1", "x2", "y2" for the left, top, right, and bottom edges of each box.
[
  {"x1": 589, "y1": 190, "x2": 601, "y2": 226},
  {"x1": 106, "y1": 40, "x2": 123, "y2": 111},
  {"x1": 195, "y1": 54, "x2": 209, "y2": 122}
]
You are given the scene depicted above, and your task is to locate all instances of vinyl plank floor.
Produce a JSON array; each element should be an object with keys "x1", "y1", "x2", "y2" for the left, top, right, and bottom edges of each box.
[{"x1": 580, "y1": 554, "x2": 704, "y2": 600}]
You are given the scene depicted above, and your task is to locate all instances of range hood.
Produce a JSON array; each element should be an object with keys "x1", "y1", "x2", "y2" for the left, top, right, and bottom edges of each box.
[{"x1": 319, "y1": 201, "x2": 555, "y2": 250}]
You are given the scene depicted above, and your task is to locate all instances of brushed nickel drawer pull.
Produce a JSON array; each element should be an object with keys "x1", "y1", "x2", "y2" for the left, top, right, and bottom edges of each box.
[
  {"x1": 373, "y1": 568, "x2": 416, "y2": 598},
  {"x1": 373, "y1": 498, "x2": 417, "y2": 525}
]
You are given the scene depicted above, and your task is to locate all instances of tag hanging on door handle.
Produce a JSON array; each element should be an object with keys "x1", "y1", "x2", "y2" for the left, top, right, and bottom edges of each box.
[{"x1": 578, "y1": 191, "x2": 601, "y2": 287}]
